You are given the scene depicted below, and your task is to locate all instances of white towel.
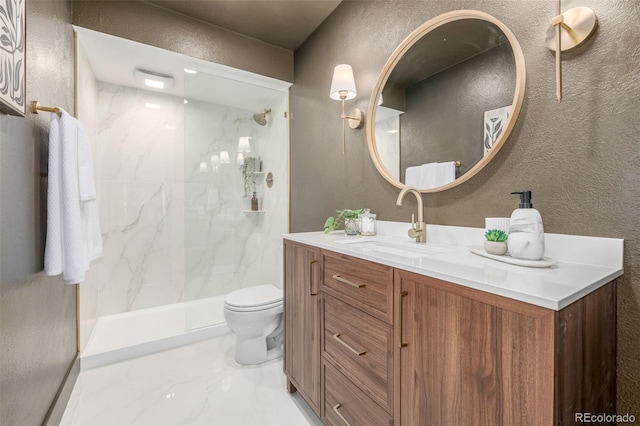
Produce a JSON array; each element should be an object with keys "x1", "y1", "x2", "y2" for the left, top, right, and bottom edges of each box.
[
  {"x1": 419, "y1": 163, "x2": 439, "y2": 189},
  {"x1": 45, "y1": 109, "x2": 102, "y2": 284},
  {"x1": 405, "y1": 165, "x2": 421, "y2": 187},
  {"x1": 433, "y1": 161, "x2": 456, "y2": 187}
]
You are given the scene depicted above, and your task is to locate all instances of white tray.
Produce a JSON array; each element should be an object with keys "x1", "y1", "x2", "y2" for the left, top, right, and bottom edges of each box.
[{"x1": 469, "y1": 246, "x2": 557, "y2": 268}]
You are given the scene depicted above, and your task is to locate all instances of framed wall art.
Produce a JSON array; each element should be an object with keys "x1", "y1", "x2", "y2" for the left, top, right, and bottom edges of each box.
[
  {"x1": 0, "y1": 0, "x2": 25, "y2": 116},
  {"x1": 483, "y1": 105, "x2": 511, "y2": 156}
]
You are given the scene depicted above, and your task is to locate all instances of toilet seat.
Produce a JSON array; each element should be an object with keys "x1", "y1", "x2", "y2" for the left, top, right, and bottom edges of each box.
[{"x1": 224, "y1": 284, "x2": 283, "y2": 312}]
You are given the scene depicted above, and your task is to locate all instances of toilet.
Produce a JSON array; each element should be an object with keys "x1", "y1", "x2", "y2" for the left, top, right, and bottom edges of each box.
[{"x1": 223, "y1": 284, "x2": 284, "y2": 365}]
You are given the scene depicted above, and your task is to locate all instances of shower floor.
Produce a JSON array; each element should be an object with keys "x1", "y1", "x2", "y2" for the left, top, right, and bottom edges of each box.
[{"x1": 81, "y1": 296, "x2": 230, "y2": 369}]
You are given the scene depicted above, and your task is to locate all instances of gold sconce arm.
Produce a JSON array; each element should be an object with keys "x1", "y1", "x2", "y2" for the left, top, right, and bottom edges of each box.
[
  {"x1": 338, "y1": 98, "x2": 364, "y2": 155},
  {"x1": 546, "y1": 4, "x2": 597, "y2": 103}
]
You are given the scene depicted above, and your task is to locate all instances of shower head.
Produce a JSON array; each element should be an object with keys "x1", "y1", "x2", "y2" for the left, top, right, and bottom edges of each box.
[{"x1": 252, "y1": 108, "x2": 271, "y2": 126}]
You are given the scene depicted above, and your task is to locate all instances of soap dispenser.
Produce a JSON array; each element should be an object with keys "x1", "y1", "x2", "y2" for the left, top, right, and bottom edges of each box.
[{"x1": 507, "y1": 191, "x2": 545, "y2": 260}]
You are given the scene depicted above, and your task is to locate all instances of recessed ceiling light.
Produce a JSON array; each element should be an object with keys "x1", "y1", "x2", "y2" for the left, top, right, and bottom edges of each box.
[
  {"x1": 145, "y1": 78, "x2": 164, "y2": 89},
  {"x1": 145, "y1": 102, "x2": 160, "y2": 110},
  {"x1": 184, "y1": 68, "x2": 198, "y2": 74},
  {"x1": 134, "y1": 69, "x2": 174, "y2": 90},
  {"x1": 184, "y1": 99, "x2": 188, "y2": 104}
]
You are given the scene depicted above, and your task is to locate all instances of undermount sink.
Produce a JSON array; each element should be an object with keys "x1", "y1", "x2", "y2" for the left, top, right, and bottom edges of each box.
[{"x1": 334, "y1": 237, "x2": 454, "y2": 259}]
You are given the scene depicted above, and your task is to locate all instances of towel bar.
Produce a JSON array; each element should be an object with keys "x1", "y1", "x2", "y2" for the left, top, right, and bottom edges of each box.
[{"x1": 31, "y1": 101, "x2": 61, "y2": 115}]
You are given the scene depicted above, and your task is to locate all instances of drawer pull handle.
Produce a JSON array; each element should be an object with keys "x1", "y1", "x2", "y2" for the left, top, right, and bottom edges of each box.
[
  {"x1": 398, "y1": 291, "x2": 408, "y2": 348},
  {"x1": 333, "y1": 403, "x2": 352, "y2": 426},
  {"x1": 332, "y1": 274, "x2": 365, "y2": 289},
  {"x1": 309, "y1": 260, "x2": 318, "y2": 296},
  {"x1": 333, "y1": 333, "x2": 366, "y2": 356}
]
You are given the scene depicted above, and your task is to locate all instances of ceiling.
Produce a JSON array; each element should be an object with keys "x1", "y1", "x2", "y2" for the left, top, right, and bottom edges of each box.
[
  {"x1": 75, "y1": 1, "x2": 342, "y2": 110},
  {"x1": 144, "y1": 0, "x2": 342, "y2": 50},
  {"x1": 76, "y1": 27, "x2": 291, "y2": 111}
]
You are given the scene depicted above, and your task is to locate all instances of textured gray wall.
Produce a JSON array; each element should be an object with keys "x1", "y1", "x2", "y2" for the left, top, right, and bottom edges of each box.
[
  {"x1": 0, "y1": 0, "x2": 77, "y2": 425},
  {"x1": 291, "y1": 0, "x2": 640, "y2": 413},
  {"x1": 72, "y1": 0, "x2": 294, "y2": 82}
]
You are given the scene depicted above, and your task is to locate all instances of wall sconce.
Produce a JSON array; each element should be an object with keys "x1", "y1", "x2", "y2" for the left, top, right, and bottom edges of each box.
[
  {"x1": 238, "y1": 137, "x2": 252, "y2": 153},
  {"x1": 330, "y1": 64, "x2": 364, "y2": 155},
  {"x1": 220, "y1": 151, "x2": 230, "y2": 164},
  {"x1": 210, "y1": 154, "x2": 220, "y2": 172},
  {"x1": 546, "y1": 2, "x2": 597, "y2": 102}
]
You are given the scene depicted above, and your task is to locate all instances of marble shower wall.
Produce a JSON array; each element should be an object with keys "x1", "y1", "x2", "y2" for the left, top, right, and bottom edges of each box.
[
  {"x1": 96, "y1": 83, "x2": 185, "y2": 316},
  {"x1": 183, "y1": 94, "x2": 288, "y2": 303},
  {"x1": 94, "y1": 81, "x2": 288, "y2": 317}
]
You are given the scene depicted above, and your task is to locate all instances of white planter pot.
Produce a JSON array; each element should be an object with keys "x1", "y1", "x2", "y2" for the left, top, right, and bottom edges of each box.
[{"x1": 484, "y1": 241, "x2": 508, "y2": 255}]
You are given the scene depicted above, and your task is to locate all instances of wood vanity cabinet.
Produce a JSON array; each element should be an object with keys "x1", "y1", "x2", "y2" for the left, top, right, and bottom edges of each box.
[
  {"x1": 395, "y1": 268, "x2": 616, "y2": 426},
  {"x1": 320, "y1": 251, "x2": 394, "y2": 426},
  {"x1": 283, "y1": 240, "x2": 322, "y2": 415},
  {"x1": 284, "y1": 245, "x2": 616, "y2": 425}
]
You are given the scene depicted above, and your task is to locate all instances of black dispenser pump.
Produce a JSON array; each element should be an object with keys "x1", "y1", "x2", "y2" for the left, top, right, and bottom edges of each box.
[{"x1": 511, "y1": 191, "x2": 533, "y2": 208}]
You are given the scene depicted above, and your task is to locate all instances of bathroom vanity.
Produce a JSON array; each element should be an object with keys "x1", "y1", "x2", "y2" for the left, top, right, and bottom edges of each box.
[{"x1": 283, "y1": 223, "x2": 622, "y2": 426}]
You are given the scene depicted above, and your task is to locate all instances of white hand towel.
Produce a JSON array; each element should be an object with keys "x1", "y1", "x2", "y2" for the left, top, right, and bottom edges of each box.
[
  {"x1": 405, "y1": 165, "x2": 421, "y2": 188},
  {"x1": 434, "y1": 161, "x2": 456, "y2": 187},
  {"x1": 420, "y1": 162, "x2": 439, "y2": 189},
  {"x1": 45, "y1": 109, "x2": 102, "y2": 284}
]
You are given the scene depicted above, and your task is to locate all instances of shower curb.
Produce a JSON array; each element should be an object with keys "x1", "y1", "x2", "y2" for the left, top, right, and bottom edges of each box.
[{"x1": 80, "y1": 323, "x2": 231, "y2": 370}]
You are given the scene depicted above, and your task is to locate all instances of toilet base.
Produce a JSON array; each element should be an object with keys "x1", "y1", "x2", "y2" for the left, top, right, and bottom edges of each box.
[
  {"x1": 233, "y1": 317, "x2": 283, "y2": 365},
  {"x1": 234, "y1": 335, "x2": 282, "y2": 365}
]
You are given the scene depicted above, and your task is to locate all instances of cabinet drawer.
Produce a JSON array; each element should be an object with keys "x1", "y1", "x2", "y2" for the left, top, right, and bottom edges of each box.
[
  {"x1": 322, "y1": 360, "x2": 392, "y2": 426},
  {"x1": 322, "y1": 294, "x2": 393, "y2": 412},
  {"x1": 322, "y1": 251, "x2": 393, "y2": 323}
]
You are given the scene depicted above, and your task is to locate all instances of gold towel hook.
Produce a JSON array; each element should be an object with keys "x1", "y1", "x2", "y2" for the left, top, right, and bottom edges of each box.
[{"x1": 31, "y1": 101, "x2": 61, "y2": 115}]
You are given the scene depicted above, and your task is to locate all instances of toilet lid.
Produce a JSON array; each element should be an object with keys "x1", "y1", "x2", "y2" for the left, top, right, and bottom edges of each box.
[{"x1": 224, "y1": 284, "x2": 283, "y2": 309}]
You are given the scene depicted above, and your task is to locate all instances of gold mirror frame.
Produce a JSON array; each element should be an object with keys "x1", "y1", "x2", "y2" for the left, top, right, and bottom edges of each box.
[{"x1": 366, "y1": 10, "x2": 526, "y2": 193}]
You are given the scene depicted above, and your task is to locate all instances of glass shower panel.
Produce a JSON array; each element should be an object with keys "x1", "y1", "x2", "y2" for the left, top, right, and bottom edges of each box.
[{"x1": 183, "y1": 69, "x2": 289, "y2": 331}]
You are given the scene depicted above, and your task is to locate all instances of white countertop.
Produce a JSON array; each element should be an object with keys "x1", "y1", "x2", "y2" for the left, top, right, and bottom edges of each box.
[{"x1": 283, "y1": 222, "x2": 623, "y2": 311}]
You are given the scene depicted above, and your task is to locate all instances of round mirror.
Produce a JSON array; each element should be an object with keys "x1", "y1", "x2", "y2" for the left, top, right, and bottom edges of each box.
[{"x1": 366, "y1": 10, "x2": 526, "y2": 192}]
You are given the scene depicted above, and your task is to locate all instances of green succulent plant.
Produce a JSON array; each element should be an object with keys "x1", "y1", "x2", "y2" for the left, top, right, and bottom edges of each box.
[
  {"x1": 485, "y1": 229, "x2": 508, "y2": 242},
  {"x1": 239, "y1": 156, "x2": 257, "y2": 198},
  {"x1": 324, "y1": 208, "x2": 364, "y2": 234}
]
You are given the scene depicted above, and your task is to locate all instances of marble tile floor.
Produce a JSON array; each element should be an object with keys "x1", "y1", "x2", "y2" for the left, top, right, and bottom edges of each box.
[{"x1": 61, "y1": 334, "x2": 321, "y2": 426}]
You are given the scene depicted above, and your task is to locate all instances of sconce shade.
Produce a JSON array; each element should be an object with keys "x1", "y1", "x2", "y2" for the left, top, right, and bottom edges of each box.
[
  {"x1": 330, "y1": 64, "x2": 357, "y2": 100},
  {"x1": 238, "y1": 137, "x2": 252, "y2": 153},
  {"x1": 220, "y1": 151, "x2": 230, "y2": 164}
]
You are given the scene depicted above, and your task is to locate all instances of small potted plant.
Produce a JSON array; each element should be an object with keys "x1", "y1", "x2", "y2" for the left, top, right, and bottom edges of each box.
[
  {"x1": 324, "y1": 208, "x2": 364, "y2": 235},
  {"x1": 484, "y1": 229, "x2": 508, "y2": 255},
  {"x1": 240, "y1": 156, "x2": 257, "y2": 198}
]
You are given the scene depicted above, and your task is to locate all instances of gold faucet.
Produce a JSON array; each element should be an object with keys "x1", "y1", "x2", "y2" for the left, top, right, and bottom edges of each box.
[{"x1": 396, "y1": 186, "x2": 426, "y2": 243}]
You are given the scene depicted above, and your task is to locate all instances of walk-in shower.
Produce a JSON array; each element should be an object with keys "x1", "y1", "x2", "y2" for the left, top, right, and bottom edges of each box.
[{"x1": 75, "y1": 27, "x2": 290, "y2": 368}]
